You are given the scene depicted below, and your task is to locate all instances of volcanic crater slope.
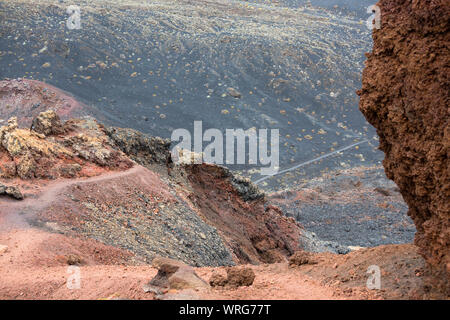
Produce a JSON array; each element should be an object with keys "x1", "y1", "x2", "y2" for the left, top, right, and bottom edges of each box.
[{"x1": 0, "y1": 0, "x2": 380, "y2": 186}]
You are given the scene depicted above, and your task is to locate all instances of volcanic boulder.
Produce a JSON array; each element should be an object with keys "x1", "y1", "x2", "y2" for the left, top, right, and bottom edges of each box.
[
  {"x1": 144, "y1": 256, "x2": 209, "y2": 293},
  {"x1": 30, "y1": 110, "x2": 64, "y2": 136},
  {"x1": 357, "y1": 0, "x2": 449, "y2": 294},
  {"x1": 209, "y1": 266, "x2": 256, "y2": 288},
  {"x1": 288, "y1": 250, "x2": 315, "y2": 267},
  {"x1": 0, "y1": 183, "x2": 23, "y2": 200},
  {"x1": 225, "y1": 266, "x2": 256, "y2": 287}
]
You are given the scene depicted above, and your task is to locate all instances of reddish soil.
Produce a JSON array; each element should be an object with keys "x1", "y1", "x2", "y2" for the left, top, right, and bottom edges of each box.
[
  {"x1": 0, "y1": 78, "x2": 87, "y2": 126},
  {"x1": 0, "y1": 217, "x2": 343, "y2": 300},
  {"x1": 0, "y1": 165, "x2": 168, "y2": 217},
  {"x1": 0, "y1": 228, "x2": 354, "y2": 300},
  {"x1": 0, "y1": 165, "x2": 433, "y2": 300},
  {"x1": 0, "y1": 226, "x2": 428, "y2": 300}
]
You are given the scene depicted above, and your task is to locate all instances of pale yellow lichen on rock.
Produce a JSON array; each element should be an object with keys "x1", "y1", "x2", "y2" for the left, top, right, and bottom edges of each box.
[
  {"x1": 1, "y1": 127, "x2": 72, "y2": 158},
  {"x1": 0, "y1": 111, "x2": 132, "y2": 179}
]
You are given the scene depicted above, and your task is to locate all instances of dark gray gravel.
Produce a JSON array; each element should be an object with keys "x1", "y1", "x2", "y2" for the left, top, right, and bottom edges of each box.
[
  {"x1": 271, "y1": 167, "x2": 417, "y2": 250},
  {"x1": 293, "y1": 201, "x2": 415, "y2": 247}
]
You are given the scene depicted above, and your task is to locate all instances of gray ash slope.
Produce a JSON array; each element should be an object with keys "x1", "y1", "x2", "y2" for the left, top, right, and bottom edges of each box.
[{"x1": 0, "y1": 0, "x2": 382, "y2": 188}]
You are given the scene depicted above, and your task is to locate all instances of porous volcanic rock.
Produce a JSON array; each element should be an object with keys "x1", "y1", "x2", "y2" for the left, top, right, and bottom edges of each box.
[
  {"x1": 105, "y1": 126, "x2": 171, "y2": 167},
  {"x1": 0, "y1": 183, "x2": 23, "y2": 200},
  {"x1": 357, "y1": 0, "x2": 449, "y2": 294},
  {"x1": 0, "y1": 84, "x2": 305, "y2": 267},
  {"x1": 30, "y1": 165, "x2": 234, "y2": 267},
  {"x1": 209, "y1": 266, "x2": 256, "y2": 288},
  {"x1": 225, "y1": 266, "x2": 256, "y2": 287},
  {"x1": 209, "y1": 273, "x2": 228, "y2": 287},
  {"x1": 1, "y1": 110, "x2": 302, "y2": 267},
  {"x1": 289, "y1": 250, "x2": 315, "y2": 267},
  {"x1": 30, "y1": 110, "x2": 64, "y2": 136}
]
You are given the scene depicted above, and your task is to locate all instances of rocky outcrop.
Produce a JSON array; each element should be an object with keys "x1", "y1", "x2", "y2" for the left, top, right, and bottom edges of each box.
[
  {"x1": 209, "y1": 266, "x2": 256, "y2": 287},
  {"x1": 0, "y1": 183, "x2": 23, "y2": 200},
  {"x1": 357, "y1": 0, "x2": 449, "y2": 294},
  {"x1": 0, "y1": 109, "x2": 303, "y2": 267},
  {"x1": 0, "y1": 111, "x2": 133, "y2": 179},
  {"x1": 30, "y1": 165, "x2": 234, "y2": 267},
  {"x1": 105, "y1": 126, "x2": 171, "y2": 167},
  {"x1": 103, "y1": 126, "x2": 301, "y2": 265},
  {"x1": 30, "y1": 110, "x2": 64, "y2": 136},
  {"x1": 102, "y1": 127, "x2": 300, "y2": 265},
  {"x1": 229, "y1": 173, "x2": 265, "y2": 202}
]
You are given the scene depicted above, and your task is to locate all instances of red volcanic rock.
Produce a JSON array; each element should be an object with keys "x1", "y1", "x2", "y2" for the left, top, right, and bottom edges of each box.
[
  {"x1": 145, "y1": 256, "x2": 209, "y2": 291},
  {"x1": 357, "y1": 0, "x2": 449, "y2": 294},
  {"x1": 209, "y1": 266, "x2": 256, "y2": 288},
  {"x1": 225, "y1": 266, "x2": 256, "y2": 287},
  {"x1": 184, "y1": 164, "x2": 303, "y2": 264},
  {"x1": 289, "y1": 250, "x2": 314, "y2": 267},
  {"x1": 0, "y1": 79, "x2": 303, "y2": 269}
]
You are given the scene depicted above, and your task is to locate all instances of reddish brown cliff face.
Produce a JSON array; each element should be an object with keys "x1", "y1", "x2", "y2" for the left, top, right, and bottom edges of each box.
[
  {"x1": 358, "y1": 0, "x2": 449, "y2": 294},
  {"x1": 183, "y1": 164, "x2": 303, "y2": 265}
]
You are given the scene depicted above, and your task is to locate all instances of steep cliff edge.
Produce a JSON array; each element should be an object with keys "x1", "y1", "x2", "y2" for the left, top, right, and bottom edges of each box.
[{"x1": 358, "y1": 0, "x2": 449, "y2": 294}]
